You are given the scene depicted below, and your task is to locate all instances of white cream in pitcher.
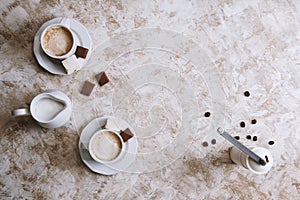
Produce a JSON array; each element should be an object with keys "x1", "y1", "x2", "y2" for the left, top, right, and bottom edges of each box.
[{"x1": 34, "y1": 98, "x2": 65, "y2": 121}]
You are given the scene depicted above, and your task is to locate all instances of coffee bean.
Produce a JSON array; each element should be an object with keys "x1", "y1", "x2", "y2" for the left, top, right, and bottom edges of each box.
[
  {"x1": 268, "y1": 141, "x2": 275, "y2": 145},
  {"x1": 251, "y1": 119, "x2": 257, "y2": 124},
  {"x1": 202, "y1": 141, "x2": 208, "y2": 147},
  {"x1": 246, "y1": 135, "x2": 251, "y2": 140},
  {"x1": 265, "y1": 156, "x2": 269, "y2": 163},
  {"x1": 240, "y1": 121, "x2": 246, "y2": 128},
  {"x1": 211, "y1": 139, "x2": 216, "y2": 145},
  {"x1": 204, "y1": 112, "x2": 211, "y2": 117},
  {"x1": 234, "y1": 136, "x2": 240, "y2": 140},
  {"x1": 244, "y1": 91, "x2": 250, "y2": 97},
  {"x1": 253, "y1": 136, "x2": 257, "y2": 141}
]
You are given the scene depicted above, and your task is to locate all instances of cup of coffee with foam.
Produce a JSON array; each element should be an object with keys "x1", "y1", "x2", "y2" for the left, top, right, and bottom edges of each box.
[
  {"x1": 40, "y1": 18, "x2": 76, "y2": 59},
  {"x1": 89, "y1": 129, "x2": 125, "y2": 164}
]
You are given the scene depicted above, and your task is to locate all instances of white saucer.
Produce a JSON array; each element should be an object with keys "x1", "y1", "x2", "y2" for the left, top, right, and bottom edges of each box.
[
  {"x1": 33, "y1": 17, "x2": 92, "y2": 75},
  {"x1": 78, "y1": 116, "x2": 138, "y2": 175}
]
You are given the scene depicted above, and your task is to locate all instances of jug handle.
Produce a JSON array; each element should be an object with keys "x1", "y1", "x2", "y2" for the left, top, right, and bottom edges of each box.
[{"x1": 11, "y1": 108, "x2": 31, "y2": 117}]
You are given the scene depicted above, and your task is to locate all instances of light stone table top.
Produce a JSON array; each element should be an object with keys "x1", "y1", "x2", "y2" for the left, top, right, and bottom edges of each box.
[{"x1": 1, "y1": 0, "x2": 300, "y2": 199}]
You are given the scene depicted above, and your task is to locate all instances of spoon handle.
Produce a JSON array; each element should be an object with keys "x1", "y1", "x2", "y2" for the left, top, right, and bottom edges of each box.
[{"x1": 217, "y1": 127, "x2": 266, "y2": 166}]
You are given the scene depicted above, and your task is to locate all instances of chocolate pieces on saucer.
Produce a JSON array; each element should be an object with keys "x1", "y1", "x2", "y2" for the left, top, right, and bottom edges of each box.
[
  {"x1": 120, "y1": 128, "x2": 134, "y2": 142},
  {"x1": 75, "y1": 46, "x2": 89, "y2": 59}
]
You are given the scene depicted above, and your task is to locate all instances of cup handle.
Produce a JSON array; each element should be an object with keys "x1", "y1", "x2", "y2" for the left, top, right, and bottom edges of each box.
[
  {"x1": 11, "y1": 108, "x2": 31, "y2": 117},
  {"x1": 60, "y1": 18, "x2": 71, "y2": 28}
]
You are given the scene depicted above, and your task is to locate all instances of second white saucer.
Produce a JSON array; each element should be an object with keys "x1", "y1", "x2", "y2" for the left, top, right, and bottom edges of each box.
[{"x1": 78, "y1": 116, "x2": 138, "y2": 175}]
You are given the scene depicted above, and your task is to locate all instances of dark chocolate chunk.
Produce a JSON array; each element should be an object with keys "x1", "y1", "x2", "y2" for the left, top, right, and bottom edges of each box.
[
  {"x1": 120, "y1": 128, "x2": 134, "y2": 142},
  {"x1": 80, "y1": 81, "x2": 95, "y2": 96},
  {"x1": 96, "y1": 71, "x2": 110, "y2": 86},
  {"x1": 75, "y1": 46, "x2": 89, "y2": 58}
]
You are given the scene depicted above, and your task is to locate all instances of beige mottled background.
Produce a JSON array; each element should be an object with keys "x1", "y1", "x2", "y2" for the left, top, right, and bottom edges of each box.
[{"x1": 1, "y1": 0, "x2": 300, "y2": 199}]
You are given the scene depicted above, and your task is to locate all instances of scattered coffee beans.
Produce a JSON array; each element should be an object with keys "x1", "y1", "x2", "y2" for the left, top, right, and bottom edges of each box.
[
  {"x1": 268, "y1": 141, "x2": 275, "y2": 145},
  {"x1": 253, "y1": 136, "x2": 258, "y2": 141},
  {"x1": 202, "y1": 141, "x2": 208, "y2": 147},
  {"x1": 244, "y1": 91, "x2": 250, "y2": 97},
  {"x1": 240, "y1": 121, "x2": 246, "y2": 128},
  {"x1": 234, "y1": 136, "x2": 240, "y2": 140},
  {"x1": 251, "y1": 119, "x2": 257, "y2": 124},
  {"x1": 211, "y1": 139, "x2": 216, "y2": 145},
  {"x1": 204, "y1": 112, "x2": 211, "y2": 117}
]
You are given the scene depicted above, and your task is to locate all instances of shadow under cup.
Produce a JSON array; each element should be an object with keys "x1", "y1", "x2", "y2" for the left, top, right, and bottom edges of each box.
[
  {"x1": 40, "y1": 24, "x2": 75, "y2": 59},
  {"x1": 88, "y1": 130, "x2": 125, "y2": 164}
]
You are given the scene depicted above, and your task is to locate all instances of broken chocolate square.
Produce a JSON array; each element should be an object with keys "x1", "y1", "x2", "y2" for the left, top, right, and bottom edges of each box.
[
  {"x1": 120, "y1": 128, "x2": 134, "y2": 142},
  {"x1": 80, "y1": 81, "x2": 95, "y2": 96},
  {"x1": 95, "y1": 71, "x2": 110, "y2": 86},
  {"x1": 75, "y1": 46, "x2": 89, "y2": 58}
]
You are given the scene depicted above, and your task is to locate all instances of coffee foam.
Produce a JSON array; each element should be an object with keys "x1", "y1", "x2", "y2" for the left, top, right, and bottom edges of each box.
[
  {"x1": 42, "y1": 26, "x2": 73, "y2": 56},
  {"x1": 91, "y1": 131, "x2": 122, "y2": 161}
]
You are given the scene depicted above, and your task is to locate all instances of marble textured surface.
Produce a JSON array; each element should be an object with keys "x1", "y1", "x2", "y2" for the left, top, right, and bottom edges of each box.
[{"x1": 1, "y1": 0, "x2": 300, "y2": 199}]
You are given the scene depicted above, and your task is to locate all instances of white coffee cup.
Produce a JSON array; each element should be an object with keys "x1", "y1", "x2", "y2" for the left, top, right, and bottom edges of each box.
[
  {"x1": 88, "y1": 129, "x2": 125, "y2": 164},
  {"x1": 40, "y1": 18, "x2": 76, "y2": 59},
  {"x1": 11, "y1": 90, "x2": 72, "y2": 128},
  {"x1": 230, "y1": 146, "x2": 273, "y2": 174}
]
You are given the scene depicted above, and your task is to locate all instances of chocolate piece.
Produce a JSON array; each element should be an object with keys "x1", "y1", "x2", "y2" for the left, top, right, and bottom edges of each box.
[
  {"x1": 96, "y1": 71, "x2": 110, "y2": 86},
  {"x1": 61, "y1": 55, "x2": 81, "y2": 74},
  {"x1": 120, "y1": 128, "x2": 134, "y2": 142},
  {"x1": 75, "y1": 46, "x2": 89, "y2": 58},
  {"x1": 265, "y1": 156, "x2": 269, "y2": 163},
  {"x1": 80, "y1": 81, "x2": 95, "y2": 96}
]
